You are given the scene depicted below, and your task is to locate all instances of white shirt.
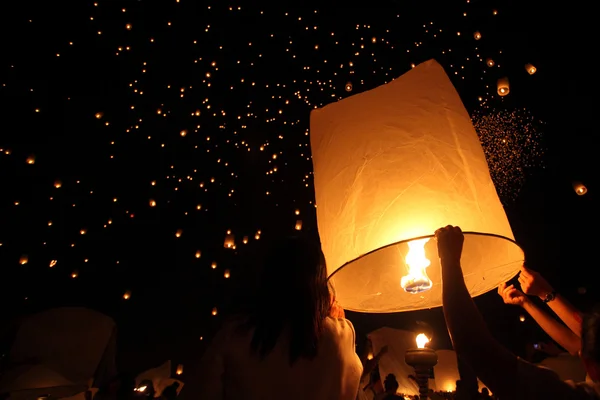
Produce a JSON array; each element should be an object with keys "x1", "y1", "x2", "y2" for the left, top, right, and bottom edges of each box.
[{"x1": 195, "y1": 316, "x2": 363, "y2": 400}]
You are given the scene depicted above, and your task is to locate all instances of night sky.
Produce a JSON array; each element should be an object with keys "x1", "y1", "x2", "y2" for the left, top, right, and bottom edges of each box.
[{"x1": 0, "y1": 0, "x2": 595, "y2": 377}]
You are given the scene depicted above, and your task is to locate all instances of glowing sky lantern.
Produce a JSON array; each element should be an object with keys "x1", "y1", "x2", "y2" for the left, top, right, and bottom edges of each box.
[
  {"x1": 473, "y1": 31, "x2": 481, "y2": 40},
  {"x1": 224, "y1": 233, "x2": 235, "y2": 248},
  {"x1": 295, "y1": 220, "x2": 303, "y2": 230},
  {"x1": 573, "y1": 182, "x2": 587, "y2": 196},
  {"x1": 525, "y1": 63, "x2": 537, "y2": 75},
  {"x1": 310, "y1": 59, "x2": 523, "y2": 313},
  {"x1": 497, "y1": 77, "x2": 510, "y2": 96}
]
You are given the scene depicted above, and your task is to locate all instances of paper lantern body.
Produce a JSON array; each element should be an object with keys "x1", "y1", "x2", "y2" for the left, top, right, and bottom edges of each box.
[{"x1": 310, "y1": 59, "x2": 523, "y2": 313}]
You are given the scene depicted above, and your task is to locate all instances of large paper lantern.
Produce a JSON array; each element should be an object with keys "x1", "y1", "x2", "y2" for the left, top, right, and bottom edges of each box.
[{"x1": 310, "y1": 59, "x2": 523, "y2": 313}]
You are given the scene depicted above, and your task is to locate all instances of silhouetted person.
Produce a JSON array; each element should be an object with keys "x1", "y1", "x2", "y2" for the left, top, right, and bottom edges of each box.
[
  {"x1": 374, "y1": 373, "x2": 403, "y2": 400},
  {"x1": 161, "y1": 381, "x2": 180, "y2": 400},
  {"x1": 195, "y1": 236, "x2": 362, "y2": 400},
  {"x1": 437, "y1": 225, "x2": 600, "y2": 399},
  {"x1": 479, "y1": 387, "x2": 491, "y2": 399}
]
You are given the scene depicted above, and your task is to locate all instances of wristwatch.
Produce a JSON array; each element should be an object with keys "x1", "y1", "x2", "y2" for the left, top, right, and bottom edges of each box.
[{"x1": 543, "y1": 291, "x2": 556, "y2": 303}]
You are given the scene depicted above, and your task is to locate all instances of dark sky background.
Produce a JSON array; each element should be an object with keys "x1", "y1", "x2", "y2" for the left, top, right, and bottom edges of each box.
[{"x1": 0, "y1": 0, "x2": 595, "y2": 378}]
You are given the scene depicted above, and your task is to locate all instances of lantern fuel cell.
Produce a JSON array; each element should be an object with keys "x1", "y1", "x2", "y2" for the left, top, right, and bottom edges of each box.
[{"x1": 310, "y1": 59, "x2": 524, "y2": 313}]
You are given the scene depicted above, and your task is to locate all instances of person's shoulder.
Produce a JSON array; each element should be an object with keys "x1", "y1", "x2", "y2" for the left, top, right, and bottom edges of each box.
[
  {"x1": 324, "y1": 317, "x2": 357, "y2": 342},
  {"x1": 325, "y1": 316, "x2": 356, "y2": 332}
]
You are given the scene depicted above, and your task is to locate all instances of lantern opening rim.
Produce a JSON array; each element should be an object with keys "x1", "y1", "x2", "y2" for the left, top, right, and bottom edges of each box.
[{"x1": 327, "y1": 231, "x2": 522, "y2": 284}]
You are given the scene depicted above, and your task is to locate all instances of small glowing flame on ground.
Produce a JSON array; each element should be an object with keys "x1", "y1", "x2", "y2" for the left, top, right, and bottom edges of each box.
[
  {"x1": 401, "y1": 238, "x2": 433, "y2": 293},
  {"x1": 416, "y1": 333, "x2": 430, "y2": 349}
]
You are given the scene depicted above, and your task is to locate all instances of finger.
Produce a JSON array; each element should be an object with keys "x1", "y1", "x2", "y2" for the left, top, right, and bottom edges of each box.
[
  {"x1": 498, "y1": 282, "x2": 506, "y2": 293},
  {"x1": 520, "y1": 266, "x2": 531, "y2": 277},
  {"x1": 453, "y1": 226, "x2": 462, "y2": 233},
  {"x1": 501, "y1": 285, "x2": 513, "y2": 298},
  {"x1": 501, "y1": 284, "x2": 513, "y2": 294}
]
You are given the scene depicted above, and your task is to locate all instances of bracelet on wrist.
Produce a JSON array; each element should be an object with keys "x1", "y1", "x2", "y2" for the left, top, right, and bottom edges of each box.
[{"x1": 543, "y1": 291, "x2": 556, "y2": 303}]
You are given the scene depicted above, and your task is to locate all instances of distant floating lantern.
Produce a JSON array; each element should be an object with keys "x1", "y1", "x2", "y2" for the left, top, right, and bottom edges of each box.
[
  {"x1": 71, "y1": 270, "x2": 78, "y2": 278},
  {"x1": 525, "y1": 63, "x2": 537, "y2": 75},
  {"x1": 211, "y1": 261, "x2": 217, "y2": 269},
  {"x1": 485, "y1": 58, "x2": 495, "y2": 67},
  {"x1": 176, "y1": 364, "x2": 184, "y2": 375},
  {"x1": 224, "y1": 234, "x2": 235, "y2": 248},
  {"x1": 149, "y1": 199, "x2": 156, "y2": 207},
  {"x1": 295, "y1": 220, "x2": 303, "y2": 230},
  {"x1": 175, "y1": 229, "x2": 182, "y2": 238},
  {"x1": 345, "y1": 82, "x2": 353, "y2": 92},
  {"x1": 126, "y1": 23, "x2": 132, "y2": 30},
  {"x1": 242, "y1": 236, "x2": 249, "y2": 244},
  {"x1": 473, "y1": 31, "x2": 481, "y2": 40},
  {"x1": 573, "y1": 182, "x2": 587, "y2": 196},
  {"x1": 19, "y1": 255, "x2": 28, "y2": 265},
  {"x1": 180, "y1": 130, "x2": 187, "y2": 137},
  {"x1": 519, "y1": 315, "x2": 526, "y2": 322},
  {"x1": 195, "y1": 250, "x2": 201, "y2": 258},
  {"x1": 95, "y1": 112, "x2": 103, "y2": 119},
  {"x1": 371, "y1": 37, "x2": 377, "y2": 43},
  {"x1": 26, "y1": 155, "x2": 35, "y2": 164},
  {"x1": 255, "y1": 233, "x2": 260, "y2": 240},
  {"x1": 123, "y1": 290, "x2": 131, "y2": 300},
  {"x1": 497, "y1": 77, "x2": 510, "y2": 96},
  {"x1": 211, "y1": 307, "x2": 218, "y2": 316},
  {"x1": 224, "y1": 269, "x2": 231, "y2": 278},
  {"x1": 54, "y1": 180, "x2": 62, "y2": 189},
  {"x1": 295, "y1": 209, "x2": 300, "y2": 215},
  {"x1": 310, "y1": 60, "x2": 523, "y2": 313}
]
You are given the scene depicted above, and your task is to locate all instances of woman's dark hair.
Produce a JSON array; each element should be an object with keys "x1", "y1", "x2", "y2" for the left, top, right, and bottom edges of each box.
[
  {"x1": 581, "y1": 304, "x2": 600, "y2": 361},
  {"x1": 244, "y1": 235, "x2": 332, "y2": 364}
]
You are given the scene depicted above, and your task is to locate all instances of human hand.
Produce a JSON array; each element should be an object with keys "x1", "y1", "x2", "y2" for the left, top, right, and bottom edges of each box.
[
  {"x1": 498, "y1": 282, "x2": 528, "y2": 306},
  {"x1": 518, "y1": 265, "x2": 553, "y2": 299},
  {"x1": 434, "y1": 225, "x2": 464, "y2": 263}
]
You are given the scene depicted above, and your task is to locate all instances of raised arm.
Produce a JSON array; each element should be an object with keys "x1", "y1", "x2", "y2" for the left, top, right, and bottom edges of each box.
[
  {"x1": 498, "y1": 283, "x2": 580, "y2": 355},
  {"x1": 519, "y1": 266, "x2": 583, "y2": 337},
  {"x1": 436, "y1": 226, "x2": 585, "y2": 399}
]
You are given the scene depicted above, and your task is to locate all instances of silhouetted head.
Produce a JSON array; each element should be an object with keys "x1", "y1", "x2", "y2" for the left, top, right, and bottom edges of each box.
[
  {"x1": 248, "y1": 235, "x2": 332, "y2": 364},
  {"x1": 581, "y1": 304, "x2": 600, "y2": 381},
  {"x1": 384, "y1": 373, "x2": 399, "y2": 393}
]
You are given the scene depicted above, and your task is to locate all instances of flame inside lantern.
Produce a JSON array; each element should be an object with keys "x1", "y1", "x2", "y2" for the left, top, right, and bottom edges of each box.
[{"x1": 400, "y1": 238, "x2": 433, "y2": 294}]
